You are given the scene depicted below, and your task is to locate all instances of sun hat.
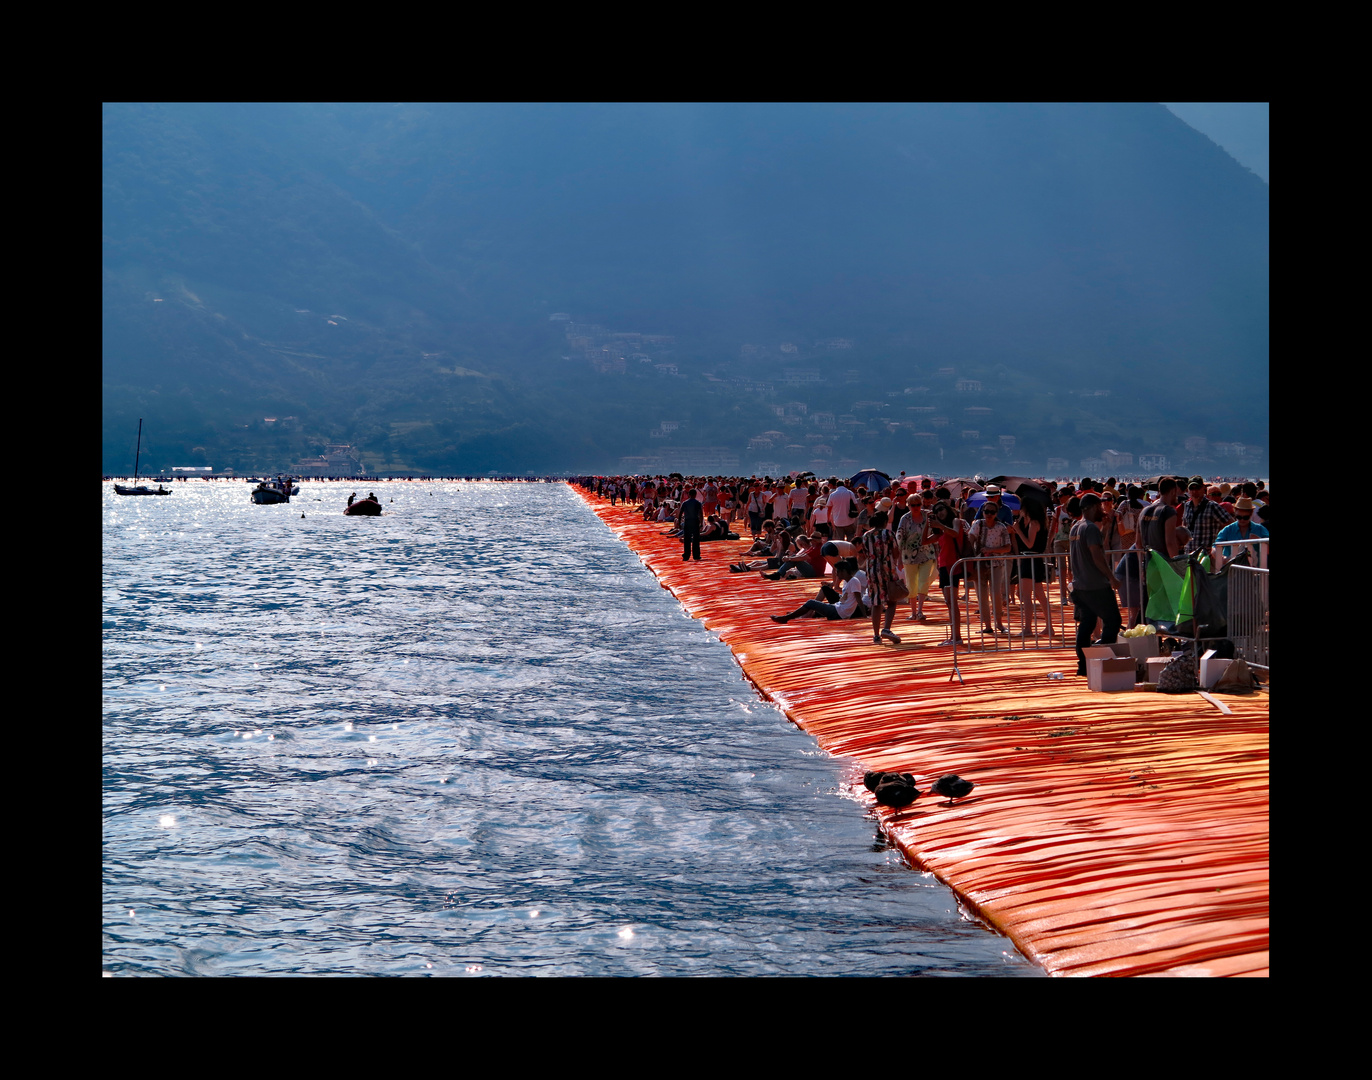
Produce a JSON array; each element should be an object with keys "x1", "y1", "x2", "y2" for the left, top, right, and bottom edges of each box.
[
  {"x1": 814, "y1": 496, "x2": 829, "y2": 507},
  {"x1": 1232, "y1": 497, "x2": 1257, "y2": 511},
  {"x1": 876, "y1": 497, "x2": 893, "y2": 512},
  {"x1": 984, "y1": 484, "x2": 1002, "y2": 496}
]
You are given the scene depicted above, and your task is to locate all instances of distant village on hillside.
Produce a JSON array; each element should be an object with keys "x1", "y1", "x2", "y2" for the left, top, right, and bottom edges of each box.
[{"x1": 552, "y1": 315, "x2": 1262, "y2": 478}]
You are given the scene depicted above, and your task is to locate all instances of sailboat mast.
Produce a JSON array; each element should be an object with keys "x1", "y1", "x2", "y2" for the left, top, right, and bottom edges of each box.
[{"x1": 134, "y1": 418, "x2": 143, "y2": 482}]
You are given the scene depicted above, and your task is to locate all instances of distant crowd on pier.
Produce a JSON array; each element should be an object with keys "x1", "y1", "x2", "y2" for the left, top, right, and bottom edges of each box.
[{"x1": 573, "y1": 470, "x2": 1269, "y2": 676}]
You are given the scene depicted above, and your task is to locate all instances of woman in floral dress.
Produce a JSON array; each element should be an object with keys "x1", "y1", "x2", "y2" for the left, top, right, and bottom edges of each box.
[{"x1": 860, "y1": 510, "x2": 905, "y2": 645}]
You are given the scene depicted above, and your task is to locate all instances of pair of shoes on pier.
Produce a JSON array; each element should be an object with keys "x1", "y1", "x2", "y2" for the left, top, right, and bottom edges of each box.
[{"x1": 874, "y1": 629, "x2": 901, "y2": 644}]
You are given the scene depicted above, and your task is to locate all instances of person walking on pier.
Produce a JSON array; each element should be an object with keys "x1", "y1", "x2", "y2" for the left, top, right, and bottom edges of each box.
[
  {"x1": 861, "y1": 510, "x2": 905, "y2": 644},
  {"x1": 1070, "y1": 494, "x2": 1122, "y2": 677},
  {"x1": 681, "y1": 487, "x2": 704, "y2": 562}
]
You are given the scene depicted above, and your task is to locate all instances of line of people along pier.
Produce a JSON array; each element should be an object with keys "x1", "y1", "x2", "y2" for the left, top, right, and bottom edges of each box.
[{"x1": 574, "y1": 471, "x2": 1269, "y2": 679}]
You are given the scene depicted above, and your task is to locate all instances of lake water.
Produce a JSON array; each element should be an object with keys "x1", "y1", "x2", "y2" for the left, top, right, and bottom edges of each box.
[{"x1": 102, "y1": 481, "x2": 1040, "y2": 976}]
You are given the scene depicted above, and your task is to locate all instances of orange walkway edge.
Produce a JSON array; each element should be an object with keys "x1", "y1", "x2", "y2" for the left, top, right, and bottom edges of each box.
[{"x1": 577, "y1": 489, "x2": 1269, "y2": 977}]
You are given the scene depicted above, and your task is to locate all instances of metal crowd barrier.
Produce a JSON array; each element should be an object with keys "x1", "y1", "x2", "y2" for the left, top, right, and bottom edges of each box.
[
  {"x1": 1211, "y1": 536, "x2": 1269, "y2": 570},
  {"x1": 1226, "y1": 564, "x2": 1269, "y2": 672},
  {"x1": 945, "y1": 551, "x2": 1072, "y2": 682}
]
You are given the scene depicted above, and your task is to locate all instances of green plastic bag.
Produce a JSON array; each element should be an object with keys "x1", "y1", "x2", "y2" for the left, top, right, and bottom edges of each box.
[{"x1": 1145, "y1": 551, "x2": 1184, "y2": 623}]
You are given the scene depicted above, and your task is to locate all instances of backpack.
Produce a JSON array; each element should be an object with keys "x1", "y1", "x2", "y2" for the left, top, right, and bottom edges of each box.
[{"x1": 1156, "y1": 652, "x2": 1198, "y2": 693}]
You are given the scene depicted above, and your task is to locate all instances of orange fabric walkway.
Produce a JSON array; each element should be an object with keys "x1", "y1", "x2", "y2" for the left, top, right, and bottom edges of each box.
[{"x1": 578, "y1": 490, "x2": 1269, "y2": 977}]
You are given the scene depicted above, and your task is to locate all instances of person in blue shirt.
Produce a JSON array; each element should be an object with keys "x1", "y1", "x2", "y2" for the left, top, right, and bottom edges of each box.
[{"x1": 1212, "y1": 497, "x2": 1268, "y2": 568}]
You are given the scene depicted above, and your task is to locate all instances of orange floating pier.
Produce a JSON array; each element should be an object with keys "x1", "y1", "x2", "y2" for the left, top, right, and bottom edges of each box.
[{"x1": 578, "y1": 490, "x2": 1269, "y2": 977}]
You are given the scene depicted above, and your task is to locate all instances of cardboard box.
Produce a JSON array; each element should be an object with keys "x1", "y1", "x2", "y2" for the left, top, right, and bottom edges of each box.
[
  {"x1": 1121, "y1": 634, "x2": 1161, "y2": 661},
  {"x1": 1088, "y1": 656, "x2": 1137, "y2": 692},
  {"x1": 1145, "y1": 656, "x2": 1171, "y2": 684},
  {"x1": 1098, "y1": 637, "x2": 1161, "y2": 661},
  {"x1": 1199, "y1": 650, "x2": 1233, "y2": 690}
]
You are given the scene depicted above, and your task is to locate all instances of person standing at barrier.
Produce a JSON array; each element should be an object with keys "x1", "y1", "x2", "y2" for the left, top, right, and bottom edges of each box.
[
  {"x1": 969, "y1": 503, "x2": 1012, "y2": 634},
  {"x1": 931, "y1": 498, "x2": 968, "y2": 647},
  {"x1": 1182, "y1": 477, "x2": 1234, "y2": 556},
  {"x1": 680, "y1": 487, "x2": 703, "y2": 562},
  {"x1": 897, "y1": 495, "x2": 938, "y2": 622},
  {"x1": 1138, "y1": 478, "x2": 1182, "y2": 558},
  {"x1": 1050, "y1": 486, "x2": 1075, "y2": 578},
  {"x1": 1212, "y1": 496, "x2": 1268, "y2": 569},
  {"x1": 1010, "y1": 498, "x2": 1053, "y2": 637},
  {"x1": 1069, "y1": 494, "x2": 1122, "y2": 677}
]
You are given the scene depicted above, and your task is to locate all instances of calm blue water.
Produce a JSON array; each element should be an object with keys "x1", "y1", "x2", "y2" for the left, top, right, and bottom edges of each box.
[{"x1": 102, "y1": 481, "x2": 1039, "y2": 976}]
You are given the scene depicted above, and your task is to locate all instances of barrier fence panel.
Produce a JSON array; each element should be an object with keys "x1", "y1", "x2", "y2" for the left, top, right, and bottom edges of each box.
[
  {"x1": 947, "y1": 552, "x2": 1072, "y2": 678},
  {"x1": 1227, "y1": 564, "x2": 1270, "y2": 671},
  {"x1": 947, "y1": 537, "x2": 1271, "y2": 679}
]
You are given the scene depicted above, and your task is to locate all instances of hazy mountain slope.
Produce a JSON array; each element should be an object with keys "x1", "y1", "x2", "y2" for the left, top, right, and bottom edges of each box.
[{"x1": 102, "y1": 103, "x2": 1268, "y2": 475}]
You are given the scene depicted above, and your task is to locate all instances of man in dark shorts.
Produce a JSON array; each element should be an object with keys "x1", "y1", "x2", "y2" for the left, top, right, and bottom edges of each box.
[
  {"x1": 680, "y1": 487, "x2": 703, "y2": 562},
  {"x1": 1069, "y1": 494, "x2": 1122, "y2": 676}
]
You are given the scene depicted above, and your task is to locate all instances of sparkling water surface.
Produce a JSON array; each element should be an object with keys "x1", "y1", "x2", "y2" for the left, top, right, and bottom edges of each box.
[{"x1": 103, "y1": 481, "x2": 1040, "y2": 976}]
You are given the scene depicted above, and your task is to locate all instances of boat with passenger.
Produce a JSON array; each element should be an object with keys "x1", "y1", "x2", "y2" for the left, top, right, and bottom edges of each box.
[
  {"x1": 344, "y1": 492, "x2": 382, "y2": 515},
  {"x1": 250, "y1": 476, "x2": 295, "y2": 504}
]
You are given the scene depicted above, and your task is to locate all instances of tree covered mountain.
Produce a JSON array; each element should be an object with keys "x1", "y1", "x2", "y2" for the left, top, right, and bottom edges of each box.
[{"x1": 102, "y1": 103, "x2": 1268, "y2": 476}]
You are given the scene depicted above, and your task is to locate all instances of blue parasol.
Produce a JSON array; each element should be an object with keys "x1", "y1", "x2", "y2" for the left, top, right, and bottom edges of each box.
[{"x1": 847, "y1": 468, "x2": 892, "y2": 493}]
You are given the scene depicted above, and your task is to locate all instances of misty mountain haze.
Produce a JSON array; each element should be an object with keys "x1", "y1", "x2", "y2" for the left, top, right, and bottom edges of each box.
[{"x1": 102, "y1": 103, "x2": 1269, "y2": 477}]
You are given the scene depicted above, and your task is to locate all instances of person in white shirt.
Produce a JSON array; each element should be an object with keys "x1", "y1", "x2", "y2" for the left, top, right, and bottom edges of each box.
[
  {"x1": 770, "y1": 559, "x2": 866, "y2": 622},
  {"x1": 827, "y1": 482, "x2": 857, "y2": 540},
  {"x1": 809, "y1": 495, "x2": 830, "y2": 535}
]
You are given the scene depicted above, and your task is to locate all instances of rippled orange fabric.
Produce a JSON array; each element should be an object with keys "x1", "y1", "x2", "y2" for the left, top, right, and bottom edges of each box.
[{"x1": 578, "y1": 488, "x2": 1269, "y2": 977}]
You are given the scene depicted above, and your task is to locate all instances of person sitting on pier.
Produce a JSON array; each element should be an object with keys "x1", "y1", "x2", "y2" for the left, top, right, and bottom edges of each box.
[
  {"x1": 700, "y1": 513, "x2": 728, "y2": 541},
  {"x1": 731, "y1": 525, "x2": 796, "y2": 572},
  {"x1": 742, "y1": 519, "x2": 779, "y2": 557},
  {"x1": 770, "y1": 558, "x2": 867, "y2": 623},
  {"x1": 759, "y1": 531, "x2": 827, "y2": 580}
]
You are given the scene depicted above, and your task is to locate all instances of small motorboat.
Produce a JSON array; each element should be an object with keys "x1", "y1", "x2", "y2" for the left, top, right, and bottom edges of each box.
[
  {"x1": 344, "y1": 496, "x2": 382, "y2": 516},
  {"x1": 251, "y1": 476, "x2": 295, "y2": 504}
]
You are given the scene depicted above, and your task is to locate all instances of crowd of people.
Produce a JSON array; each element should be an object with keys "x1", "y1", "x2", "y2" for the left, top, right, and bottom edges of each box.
[{"x1": 577, "y1": 472, "x2": 1269, "y2": 676}]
